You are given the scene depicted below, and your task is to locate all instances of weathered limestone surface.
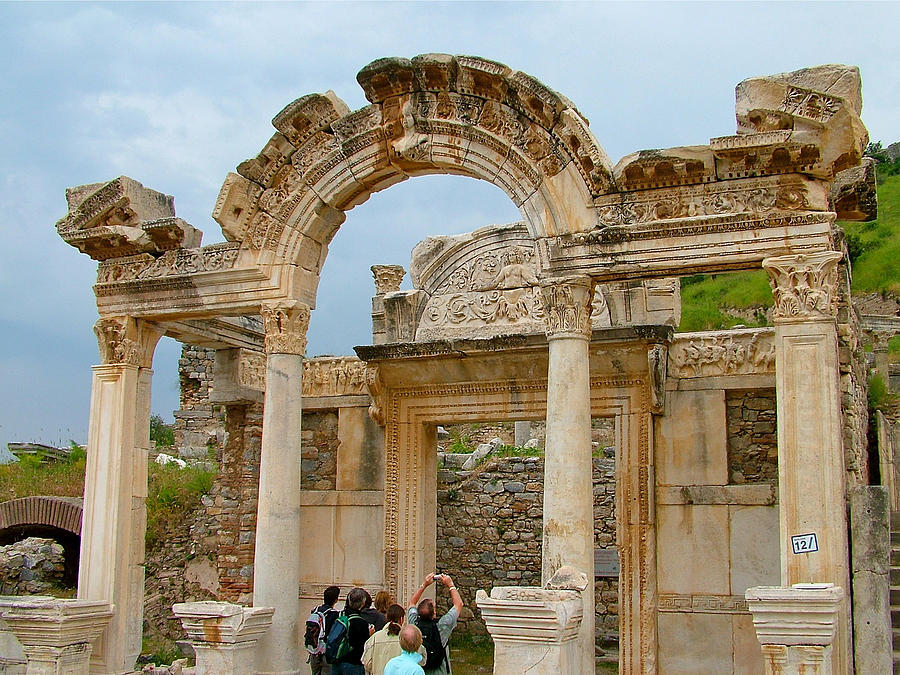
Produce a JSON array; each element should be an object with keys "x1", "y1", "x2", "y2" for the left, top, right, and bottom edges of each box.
[{"x1": 848, "y1": 486, "x2": 891, "y2": 674}]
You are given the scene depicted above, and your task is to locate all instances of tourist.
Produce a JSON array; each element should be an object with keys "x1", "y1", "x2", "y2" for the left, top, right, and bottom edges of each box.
[
  {"x1": 383, "y1": 625, "x2": 426, "y2": 675},
  {"x1": 362, "y1": 604, "x2": 427, "y2": 674},
  {"x1": 360, "y1": 588, "x2": 387, "y2": 631},
  {"x1": 332, "y1": 587, "x2": 373, "y2": 675},
  {"x1": 374, "y1": 590, "x2": 395, "y2": 617},
  {"x1": 309, "y1": 585, "x2": 341, "y2": 675},
  {"x1": 407, "y1": 573, "x2": 463, "y2": 674}
]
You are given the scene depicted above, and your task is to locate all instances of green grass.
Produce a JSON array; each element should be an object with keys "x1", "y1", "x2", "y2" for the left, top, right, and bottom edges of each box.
[
  {"x1": 145, "y1": 461, "x2": 216, "y2": 548},
  {"x1": 493, "y1": 444, "x2": 542, "y2": 458},
  {"x1": 0, "y1": 446, "x2": 86, "y2": 502},
  {"x1": 678, "y1": 270, "x2": 772, "y2": 332},
  {"x1": 841, "y1": 172, "x2": 900, "y2": 296}
]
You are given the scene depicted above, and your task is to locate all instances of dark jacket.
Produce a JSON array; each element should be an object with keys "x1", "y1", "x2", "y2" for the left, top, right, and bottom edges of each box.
[
  {"x1": 336, "y1": 610, "x2": 371, "y2": 665},
  {"x1": 360, "y1": 607, "x2": 387, "y2": 632}
]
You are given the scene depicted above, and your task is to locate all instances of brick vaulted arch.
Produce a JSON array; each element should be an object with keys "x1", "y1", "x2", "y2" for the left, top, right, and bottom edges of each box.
[
  {"x1": 211, "y1": 53, "x2": 613, "y2": 310},
  {"x1": 0, "y1": 496, "x2": 83, "y2": 537}
]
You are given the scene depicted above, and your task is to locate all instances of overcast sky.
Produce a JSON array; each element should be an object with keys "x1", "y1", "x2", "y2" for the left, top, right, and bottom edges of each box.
[{"x1": 1, "y1": 1, "x2": 898, "y2": 450}]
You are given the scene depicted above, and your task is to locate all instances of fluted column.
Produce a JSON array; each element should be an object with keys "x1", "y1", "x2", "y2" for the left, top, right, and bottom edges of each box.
[
  {"x1": 79, "y1": 317, "x2": 161, "y2": 674},
  {"x1": 253, "y1": 301, "x2": 309, "y2": 675},
  {"x1": 539, "y1": 275, "x2": 595, "y2": 674},
  {"x1": 762, "y1": 251, "x2": 851, "y2": 672}
]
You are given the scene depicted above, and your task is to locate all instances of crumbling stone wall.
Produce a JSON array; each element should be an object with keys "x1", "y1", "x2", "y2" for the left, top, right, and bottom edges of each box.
[
  {"x1": 838, "y1": 272, "x2": 870, "y2": 485},
  {"x1": 173, "y1": 346, "x2": 224, "y2": 458},
  {"x1": 300, "y1": 411, "x2": 339, "y2": 490},
  {"x1": 435, "y1": 456, "x2": 619, "y2": 648},
  {"x1": 0, "y1": 537, "x2": 67, "y2": 595},
  {"x1": 726, "y1": 389, "x2": 778, "y2": 483}
]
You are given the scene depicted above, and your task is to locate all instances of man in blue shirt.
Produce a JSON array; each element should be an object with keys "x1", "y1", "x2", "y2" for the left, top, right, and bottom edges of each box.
[{"x1": 384, "y1": 624, "x2": 426, "y2": 675}]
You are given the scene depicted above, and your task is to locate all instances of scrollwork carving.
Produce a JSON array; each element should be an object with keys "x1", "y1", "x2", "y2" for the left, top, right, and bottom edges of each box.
[
  {"x1": 260, "y1": 302, "x2": 310, "y2": 355},
  {"x1": 540, "y1": 276, "x2": 593, "y2": 339},
  {"x1": 763, "y1": 251, "x2": 843, "y2": 321},
  {"x1": 96, "y1": 243, "x2": 240, "y2": 284}
]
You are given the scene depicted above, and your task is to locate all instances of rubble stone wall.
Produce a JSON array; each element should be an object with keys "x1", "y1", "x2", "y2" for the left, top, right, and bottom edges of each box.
[
  {"x1": 435, "y1": 456, "x2": 619, "y2": 648},
  {"x1": 0, "y1": 537, "x2": 67, "y2": 596},
  {"x1": 725, "y1": 389, "x2": 778, "y2": 483},
  {"x1": 173, "y1": 346, "x2": 224, "y2": 458}
]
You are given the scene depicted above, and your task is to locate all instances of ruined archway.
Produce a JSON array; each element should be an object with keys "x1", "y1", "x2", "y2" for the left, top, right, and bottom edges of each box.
[
  {"x1": 211, "y1": 54, "x2": 614, "y2": 311},
  {"x1": 0, "y1": 496, "x2": 83, "y2": 585}
]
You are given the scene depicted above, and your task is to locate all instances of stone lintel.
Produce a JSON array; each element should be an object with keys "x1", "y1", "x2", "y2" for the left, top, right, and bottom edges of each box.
[
  {"x1": 656, "y1": 484, "x2": 777, "y2": 505},
  {"x1": 298, "y1": 490, "x2": 384, "y2": 507},
  {"x1": 301, "y1": 394, "x2": 372, "y2": 411},
  {"x1": 666, "y1": 373, "x2": 776, "y2": 391}
]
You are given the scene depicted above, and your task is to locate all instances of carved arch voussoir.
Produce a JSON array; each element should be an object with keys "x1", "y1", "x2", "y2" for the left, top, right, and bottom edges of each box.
[{"x1": 220, "y1": 54, "x2": 612, "y2": 285}]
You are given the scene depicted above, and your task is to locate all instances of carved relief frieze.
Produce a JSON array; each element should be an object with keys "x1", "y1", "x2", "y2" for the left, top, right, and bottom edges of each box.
[
  {"x1": 669, "y1": 329, "x2": 776, "y2": 378},
  {"x1": 559, "y1": 211, "x2": 834, "y2": 247},
  {"x1": 237, "y1": 350, "x2": 266, "y2": 391},
  {"x1": 302, "y1": 357, "x2": 369, "y2": 397},
  {"x1": 437, "y1": 244, "x2": 539, "y2": 294},
  {"x1": 593, "y1": 177, "x2": 814, "y2": 227},
  {"x1": 780, "y1": 86, "x2": 843, "y2": 125},
  {"x1": 371, "y1": 265, "x2": 406, "y2": 295},
  {"x1": 763, "y1": 251, "x2": 843, "y2": 321},
  {"x1": 418, "y1": 287, "x2": 544, "y2": 334},
  {"x1": 540, "y1": 276, "x2": 593, "y2": 339},
  {"x1": 96, "y1": 243, "x2": 241, "y2": 284},
  {"x1": 658, "y1": 594, "x2": 749, "y2": 614},
  {"x1": 260, "y1": 302, "x2": 310, "y2": 355}
]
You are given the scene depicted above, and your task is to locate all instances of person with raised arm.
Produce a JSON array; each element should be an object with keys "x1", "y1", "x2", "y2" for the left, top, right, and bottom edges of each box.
[{"x1": 406, "y1": 573, "x2": 463, "y2": 674}]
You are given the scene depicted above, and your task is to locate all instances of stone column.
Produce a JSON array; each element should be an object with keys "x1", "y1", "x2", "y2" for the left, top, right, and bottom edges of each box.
[
  {"x1": 745, "y1": 584, "x2": 843, "y2": 675},
  {"x1": 539, "y1": 275, "x2": 595, "y2": 674},
  {"x1": 174, "y1": 601, "x2": 275, "y2": 675},
  {"x1": 371, "y1": 265, "x2": 405, "y2": 345},
  {"x1": 78, "y1": 317, "x2": 160, "y2": 674},
  {"x1": 253, "y1": 302, "x2": 309, "y2": 675},
  {"x1": 0, "y1": 598, "x2": 113, "y2": 675},
  {"x1": 514, "y1": 421, "x2": 531, "y2": 447},
  {"x1": 871, "y1": 330, "x2": 892, "y2": 383},
  {"x1": 762, "y1": 252, "x2": 851, "y2": 671}
]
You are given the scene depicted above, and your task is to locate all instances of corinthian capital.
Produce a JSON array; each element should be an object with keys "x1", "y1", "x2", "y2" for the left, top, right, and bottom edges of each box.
[
  {"x1": 94, "y1": 317, "x2": 161, "y2": 367},
  {"x1": 371, "y1": 265, "x2": 405, "y2": 295},
  {"x1": 540, "y1": 275, "x2": 594, "y2": 339},
  {"x1": 762, "y1": 251, "x2": 843, "y2": 322},
  {"x1": 260, "y1": 302, "x2": 310, "y2": 355}
]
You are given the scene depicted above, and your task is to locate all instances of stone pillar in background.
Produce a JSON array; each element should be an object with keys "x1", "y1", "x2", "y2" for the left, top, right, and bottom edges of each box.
[
  {"x1": 763, "y1": 251, "x2": 851, "y2": 672},
  {"x1": 371, "y1": 265, "x2": 405, "y2": 345},
  {"x1": 514, "y1": 420, "x2": 532, "y2": 447},
  {"x1": 253, "y1": 302, "x2": 309, "y2": 675},
  {"x1": 745, "y1": 584, "x2": 843, "y2": 675},
  {"x1": 871, "y1": 330, "x2": 892, "y2": 383},
  {"x1": 539, "y1": 275, "x2": 595, "y2": 674},
  {"x1": 79, "y1": 317, "x2": 160, "y2": 674}
]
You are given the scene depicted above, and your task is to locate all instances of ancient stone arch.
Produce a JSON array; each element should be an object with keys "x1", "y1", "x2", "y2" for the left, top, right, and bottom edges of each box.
[{"x1": 0, "y1": 497, "x2": 83, "y2": 538}]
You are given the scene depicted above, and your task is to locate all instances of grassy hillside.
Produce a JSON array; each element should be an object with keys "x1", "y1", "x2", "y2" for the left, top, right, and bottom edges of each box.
[{"x1": 678, "y1": 171, "x2": 900, "y2": 335}]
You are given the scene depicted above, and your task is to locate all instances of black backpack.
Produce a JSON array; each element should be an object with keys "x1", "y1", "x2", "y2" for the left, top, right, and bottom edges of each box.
[{"x1": 418, "y1": 618, "x2": 446, "y2": 670}]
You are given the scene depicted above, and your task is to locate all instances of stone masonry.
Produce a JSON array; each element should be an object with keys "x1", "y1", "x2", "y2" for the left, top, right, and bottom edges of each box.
[
  {"x1": 173, "y1": 346, "x2": 224, "y2": 459},
  {"x1": 726, "y1": 389, "x2": 778, "y2": 484},
  {"x1": 0, "y1": 537, "x2": 67, "y2": 596}
]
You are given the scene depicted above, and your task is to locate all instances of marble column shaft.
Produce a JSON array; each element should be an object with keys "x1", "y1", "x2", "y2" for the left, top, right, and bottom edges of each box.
[
  {"x1": 540, "y1": 276, "x2": 595, "y2": 675},
  {"x1": 78, "y1": 318, "x2": 158, "y2": 674},
  {"x1": 763, "y1": 252, "x2": 851, "y2": 673},
  {"x1": 253, "y1": 303, "x2": 309, "y2": 675}
]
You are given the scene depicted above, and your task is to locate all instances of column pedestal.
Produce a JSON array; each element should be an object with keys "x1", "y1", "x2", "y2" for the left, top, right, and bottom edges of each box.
[
  {"x1": 0, "y1": 598, "x2": 113, "y2": 675},
  {"x1": 476, "y1": 567, "x2": 587, "y2": 675},
  {"x1": 745, "y1": 584, "x2": 843, "y2": 675},
  {"x1": 253, "y1": 303, "x2": 309, "y2": 675},
  {"x1": 174, "y1": 601, "x2": 275, "y2": 675},
  {"x1": 539, "y1": 276, "x2": 595, "y2": 673}
]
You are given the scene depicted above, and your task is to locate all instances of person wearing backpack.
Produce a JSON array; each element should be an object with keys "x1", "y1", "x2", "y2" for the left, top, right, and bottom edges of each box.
[
  {"x1": 406, "y1": 573, "x2": 464, "y2": 675},
  {"x1": 328, "y1": 587, "x2": 374, "y2": 675},
  {"x1": 307, "y1": 585, "x2": 341, "y2": 675}
]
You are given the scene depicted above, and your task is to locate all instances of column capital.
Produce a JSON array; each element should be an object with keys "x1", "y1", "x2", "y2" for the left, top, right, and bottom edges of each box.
[
  {"x1": 260, "y1": 301, "x2": 310, "y2": 355},
  {"x1": 371, "y1": 265, "x2": 405, "y2": 295},
  {"x1": 762, "y1": 251, "x2": 843, "y2": 322},
  {"x1": 539, "y1": 275, "x2": 594, "y2": 340},
  {"x1": 94, "y1": 317, "x2": 161, "y2": 367}
]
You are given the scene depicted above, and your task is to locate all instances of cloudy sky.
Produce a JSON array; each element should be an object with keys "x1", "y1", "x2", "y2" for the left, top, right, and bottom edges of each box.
[{"x1": 1, "y1": 1, "x2": 898, "y2": 451}]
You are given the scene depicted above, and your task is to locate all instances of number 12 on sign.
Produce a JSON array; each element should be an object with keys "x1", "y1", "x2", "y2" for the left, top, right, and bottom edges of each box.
[{"x1": 791, "y1": 533, "x2": 819, "y2": 554}]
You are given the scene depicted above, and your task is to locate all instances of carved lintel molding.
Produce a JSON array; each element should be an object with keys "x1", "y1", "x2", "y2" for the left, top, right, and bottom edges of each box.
[
  {"x1": 539, "y1": 275, "x2": 594, "y2": 339},
  {"x1": 371, "y1": 265, "x2": 406, "y2": 295},
  {"x1": 260, "y1": 302, "x2": 310, "y2": 355},
  {"x1": 762, "y1": 251, "x2": 843, "y2": 322},
  {"x1": 93, "y1": 317, "x2": 161, "y2": 367}
]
